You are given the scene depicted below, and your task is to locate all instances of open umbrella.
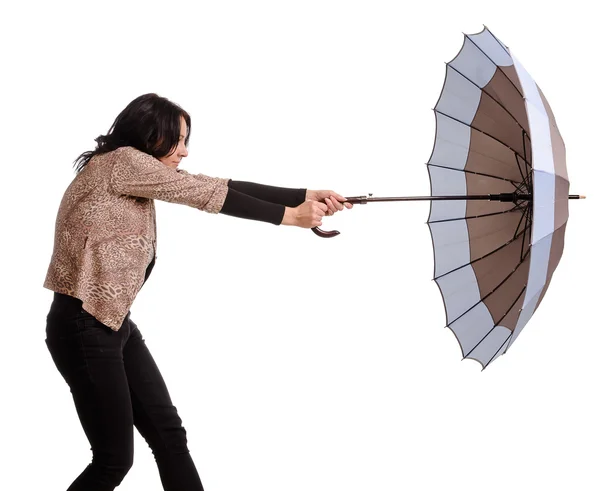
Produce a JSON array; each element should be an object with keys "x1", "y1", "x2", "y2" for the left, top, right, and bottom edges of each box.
[{"x1": 313, "y1": 27, "x2": 584, "y2": 368}]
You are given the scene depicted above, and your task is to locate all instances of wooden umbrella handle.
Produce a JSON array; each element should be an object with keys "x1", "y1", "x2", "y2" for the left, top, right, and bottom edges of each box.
[
  {"x1": 309, "y1": 196, "x2": 366, "y2": 238},
  {"x1": 311, "y1": 227, "x2": 340, "y2": 238}
]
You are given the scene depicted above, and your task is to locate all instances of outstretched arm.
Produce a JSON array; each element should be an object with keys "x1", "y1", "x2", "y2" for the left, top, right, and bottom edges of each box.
[
  {"x1": 175, "y1": 168, "x2": 351, "y2": 226},
  {"x1": 109, "y1": 146, "x2": 229, "y2": 213},
  {"x1": 226, "y1": 180, "x2": 307, "y2": 208}
]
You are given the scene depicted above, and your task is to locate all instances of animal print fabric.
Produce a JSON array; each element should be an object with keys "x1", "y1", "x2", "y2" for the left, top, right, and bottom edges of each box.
[{"x1": 44, "y1": 146, "x2": 230, "y2": 330}]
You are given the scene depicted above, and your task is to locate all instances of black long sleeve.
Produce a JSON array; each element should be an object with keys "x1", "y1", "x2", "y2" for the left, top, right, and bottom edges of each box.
[
  {"x1": 227, "y1": 180, "x2": 307, "y2": 207},
  {"x1": 220, "y1": 188, "x2": 285, "y2": 225},
  {"x1": 219, "y1": 180, "x2": 307, "y2": 225}
]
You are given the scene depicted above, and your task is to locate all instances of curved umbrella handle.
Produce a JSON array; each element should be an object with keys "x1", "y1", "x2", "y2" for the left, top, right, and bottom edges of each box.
[
  {"x1": 309, "y1": 196, "x2": 366, "y2": 238},
  {"x1": 311, "y1": 226, "x2": 340, "y2": 238}
]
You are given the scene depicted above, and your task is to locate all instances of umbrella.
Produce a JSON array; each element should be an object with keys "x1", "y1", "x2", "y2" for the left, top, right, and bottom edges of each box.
[{"x1": 312, "y1": 27, "x2": 584, "y2": 368}]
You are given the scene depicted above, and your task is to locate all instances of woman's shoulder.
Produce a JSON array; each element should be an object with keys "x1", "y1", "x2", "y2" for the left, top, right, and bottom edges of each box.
[
  {"x1": 90, "y1": 146, "x2": 155, "y2": 170},
  {"x1": 113, "y1": 146, "x2": 163, "y2": 164},
  {"x1": 112, "y1": 146, "x2": 142, "y2": 157},
  {"x1": 87, "y1": 145, "x2": 135, "y2": 164},
  {"x1": 96, "y1": 146, "x2": 147, "y2": 159}
]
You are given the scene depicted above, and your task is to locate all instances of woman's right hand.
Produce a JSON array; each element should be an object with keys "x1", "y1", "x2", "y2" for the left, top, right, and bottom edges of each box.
[{"x1": 282, "y1": 200, "x2": 329, "y2": 228}]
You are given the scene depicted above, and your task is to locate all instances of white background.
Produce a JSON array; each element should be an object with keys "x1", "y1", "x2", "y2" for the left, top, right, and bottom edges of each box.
[{"x1": 1, "y1": 1, "x2": 598, "y2": 490}]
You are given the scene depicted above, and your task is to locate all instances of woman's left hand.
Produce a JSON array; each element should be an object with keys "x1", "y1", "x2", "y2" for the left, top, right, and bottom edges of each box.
[{"x1": 306, "y1": 190, "x2": 353, "y2": 216}]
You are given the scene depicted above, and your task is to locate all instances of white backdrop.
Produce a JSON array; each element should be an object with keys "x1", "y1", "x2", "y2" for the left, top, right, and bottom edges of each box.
[{"x1": 1, "y1": 1, "x2": 597, "y2": 490}]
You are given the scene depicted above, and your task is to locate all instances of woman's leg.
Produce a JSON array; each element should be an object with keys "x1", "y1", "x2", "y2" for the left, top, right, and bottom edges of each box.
[
  {"x1": 45, "y1": 305, "x2": 136, "y2": 491},
  {"x1": 123, "y1": 317, "x2": 204, "y2": 491}
]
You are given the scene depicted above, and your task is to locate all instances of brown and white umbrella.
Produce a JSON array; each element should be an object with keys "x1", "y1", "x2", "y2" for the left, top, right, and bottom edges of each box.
[{"x1": 313, "y1": 27, "x2": 584, "y2": 368}]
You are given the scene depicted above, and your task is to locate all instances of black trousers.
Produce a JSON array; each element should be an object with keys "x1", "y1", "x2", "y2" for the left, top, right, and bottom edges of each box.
[{"x1": 45, "y1": 292, "x2": 204, "y2": 491}]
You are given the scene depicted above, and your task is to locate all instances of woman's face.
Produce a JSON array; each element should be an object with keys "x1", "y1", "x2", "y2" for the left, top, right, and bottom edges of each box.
[{"x1": 159, "y1": 116, "x2": 189, "y2": 169}]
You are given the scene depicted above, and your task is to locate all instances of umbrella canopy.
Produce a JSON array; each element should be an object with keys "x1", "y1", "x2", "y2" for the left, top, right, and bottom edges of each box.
[{"x1": 427, "y1": 26, "x2": 569, "y2": 368}]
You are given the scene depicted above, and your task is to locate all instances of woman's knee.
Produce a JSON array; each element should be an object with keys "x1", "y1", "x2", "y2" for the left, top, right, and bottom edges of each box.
[
  {"x1": 73, "y1": 454, "x2": 134, "y2": 489},
  {"x1": 153, "y1": 419, "x2": 190, "y2": 455},
  {"x1": 96, "y1": 454, "x2": 135, "y2": 485}
]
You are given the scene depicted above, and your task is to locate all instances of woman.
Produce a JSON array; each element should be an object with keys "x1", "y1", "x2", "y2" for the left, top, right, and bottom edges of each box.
[{"x1": 44, "y1": 93, "x2": 352, "y2": 491}]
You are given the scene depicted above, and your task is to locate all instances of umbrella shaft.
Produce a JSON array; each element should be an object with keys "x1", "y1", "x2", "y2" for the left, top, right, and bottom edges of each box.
[
  {"x1": 345, "y1": 194, "x2": 584, "y2": 204},
  {"x1": 346, "y1": 194, "x2": 525, "y2": 204}
]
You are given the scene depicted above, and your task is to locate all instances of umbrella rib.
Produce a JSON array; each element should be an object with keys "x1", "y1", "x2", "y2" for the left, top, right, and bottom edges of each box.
[
  {"x1": 513, "y1": 205, "x2": 527, "y2": 240},
  {"x1": 447, "y1": 63, "x2": 529, "y2": 137},
  {"x1": 427, "y1": 163, "x2": 522, "y2": 186},
  {"x1": 434, "y1": 109, "x2": 528, "y2": 163},
  {"x1": 522, "y1": 131, "x2": 533, "y2": 171},
  {"x1": 448, "y1": 248, "x2": 531, "y2": 328},
  {"x1": 463, "y1": 285, "x2": 527, "y2": 360},
  {"x1": 429, "y1": 205, "x2": 520, "y2": 224},
  {"x1": 521, "y1": 206, "x2": 530, "y2": 260},
  {"x1": 435, "y1": 221, "x2": 532, "y2": 281},
  {"x1": 514, "y1": 177, "x2": 531, "y2": 196},
  {"x1": 514, "y1": 153, "x2": 529, "y2": 187},
  {"x1": 482, "y1": 28, "x2": 511, "y2": 57},
  {"x1": 482, "y1": 333, "x2": 513, "y2": 370},
  {"x1": 519, "y1": 167, "x2": 534, "y2": 198},
  {"x1": 465, "y1": 33, "x2": 524, "y2": 99},
  {"x1": 520, "y1": 204, "x2": 532, "y2": 261},
  {"x1": 527, "y1": 169, "x2": 534, "y2": 192},
  {"x1": 515, "y1": 179, "x2": 529, "y2": 195}
]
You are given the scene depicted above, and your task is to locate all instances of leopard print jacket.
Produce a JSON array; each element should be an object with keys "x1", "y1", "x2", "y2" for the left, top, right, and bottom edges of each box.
[{"x1": 44, "y1": 146, "x2": 230, "y2": 330}]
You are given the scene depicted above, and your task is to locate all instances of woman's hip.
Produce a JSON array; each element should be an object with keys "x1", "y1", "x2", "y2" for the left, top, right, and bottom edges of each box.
[{"x1": 45, "y1": 292, "x2": 135, "y2": 385}]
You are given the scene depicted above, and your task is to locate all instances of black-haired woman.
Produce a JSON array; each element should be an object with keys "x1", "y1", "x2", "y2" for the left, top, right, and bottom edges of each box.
[{"x1": 44, "y1": 93, "x2": 352, "y2": 491}]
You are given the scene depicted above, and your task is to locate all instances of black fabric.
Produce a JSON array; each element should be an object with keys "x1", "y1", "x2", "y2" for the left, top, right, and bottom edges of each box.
[
  {"x1": 144, "y1": 257, "x2": 155, "y2": 285},
  {"x1": 219, "y1": 180, "x2": 306, "y2": 225},
  {"x1": 45, "y1": 293, "x2": 205, "y2": 490},
  {"x1": 219, "y1": 187, "x2": 285, "y2": 225},
  {"x1": 227, "y1": 180, "x2": 306, "y2": 207}
]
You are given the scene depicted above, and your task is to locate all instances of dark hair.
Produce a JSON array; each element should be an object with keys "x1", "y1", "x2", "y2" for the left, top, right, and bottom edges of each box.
[{"x1": 73, "y1": 93, "x2": 191, "y2": 172}]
